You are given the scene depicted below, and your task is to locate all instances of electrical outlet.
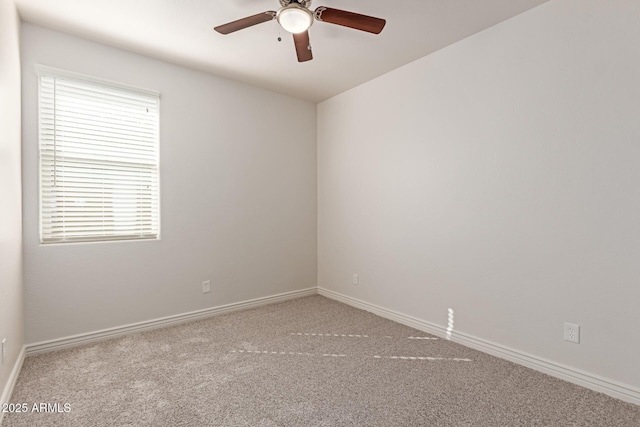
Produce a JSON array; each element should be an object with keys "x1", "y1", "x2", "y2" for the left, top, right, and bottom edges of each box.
[
  {"x1": 1, "y1": 338, "x2": 6, "y2": 365},
  {"x1": 352, "y1": 274, "x2": 359, "y2": 285},
  {"x1": 564, "y1": 323, "x2": 580, "y2": 344},
  {"x1": 202, "y1": 280, "x2": 211, "y2": 294}
]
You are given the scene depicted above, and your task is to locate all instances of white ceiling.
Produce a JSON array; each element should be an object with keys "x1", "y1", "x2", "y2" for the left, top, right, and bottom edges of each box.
[{"x1": 15, "y1": 0, "x2": 548, "y2": 102}]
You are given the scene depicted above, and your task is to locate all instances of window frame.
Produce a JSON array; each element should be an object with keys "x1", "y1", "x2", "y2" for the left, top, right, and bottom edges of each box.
[{"x1": 36, "y1": 65, "x2": 161, "y2": 244}]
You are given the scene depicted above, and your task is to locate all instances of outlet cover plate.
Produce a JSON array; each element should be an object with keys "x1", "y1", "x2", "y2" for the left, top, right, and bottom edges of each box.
[
  {"x1": 202, "y1": 280, "x2": 211, "y2": 294},
  {"x1": 564, "y1": 322, "x2": 580, "y2": 344}
]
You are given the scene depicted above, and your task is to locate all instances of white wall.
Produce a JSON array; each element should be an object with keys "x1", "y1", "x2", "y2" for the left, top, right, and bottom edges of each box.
[
  {"x1": 21, "y1": 23, "x2": 317, "y2": 344},
  {"x1": 318, "y1": 0, "x2": 640, "y2": 391},
  {"x1": 0, "y1": 0, "x2": 24, "y2": 406}
]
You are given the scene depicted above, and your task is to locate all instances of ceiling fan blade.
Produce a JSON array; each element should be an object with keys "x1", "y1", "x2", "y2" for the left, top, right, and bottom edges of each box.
[
  {"x1": 214, "y1": 11, "x2": 276, "y2": 35},
  {"x1": 293, "y1": 31, "x2": 313, "y2": 62},
  {"x1": 314, "y1": 7, "x2": 386, "y2": 34}
]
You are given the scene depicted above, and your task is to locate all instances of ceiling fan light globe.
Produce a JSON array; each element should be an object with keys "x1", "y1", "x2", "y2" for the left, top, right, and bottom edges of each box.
[{"x1": 277, "y1": 6, "x2": 313, "y2": 33}]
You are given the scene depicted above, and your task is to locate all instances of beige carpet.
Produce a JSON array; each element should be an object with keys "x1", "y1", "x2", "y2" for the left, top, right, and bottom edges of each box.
[{"x1": 4, "y1": 295, "x2": 639, "y2": 426}]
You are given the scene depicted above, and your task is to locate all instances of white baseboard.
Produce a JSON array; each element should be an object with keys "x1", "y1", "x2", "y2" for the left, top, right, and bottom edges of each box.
[
  {"x1": 318, "y1": 287, "x2": 640, "y2": 406},
  {"x1": 0, "y1": 345, "x2": 26, "y2": 426},
  {"x1": 26, "y1": 287, "x2": 317, "y2": 356},
  {"x1": 16, "y1": 286, "x2": 640, "y2": 407}
]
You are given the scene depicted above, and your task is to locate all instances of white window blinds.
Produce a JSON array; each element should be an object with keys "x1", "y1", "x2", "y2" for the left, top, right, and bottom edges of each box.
[{"x1": 38, "y1": 69, "x2": 160, "y2": 243}]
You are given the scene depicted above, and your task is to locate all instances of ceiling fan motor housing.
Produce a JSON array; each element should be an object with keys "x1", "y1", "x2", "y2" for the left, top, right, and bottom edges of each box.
[{"x1": 279, "y1": 0, "x2": 312, "y2": 7}]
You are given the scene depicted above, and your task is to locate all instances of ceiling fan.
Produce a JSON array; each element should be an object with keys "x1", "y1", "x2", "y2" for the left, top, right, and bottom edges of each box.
[{"x1": 214, "y1": 0, "x2": 386, "y2": 62}]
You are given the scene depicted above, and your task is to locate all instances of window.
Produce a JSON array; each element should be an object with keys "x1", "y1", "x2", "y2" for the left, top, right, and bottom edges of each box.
[{"x1": 38, "y1": 67, "x2": 160, "y2": 243}]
